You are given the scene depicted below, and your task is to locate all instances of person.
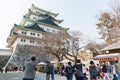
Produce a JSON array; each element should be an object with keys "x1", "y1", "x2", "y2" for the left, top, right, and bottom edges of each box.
[
  {"x1": 89, "y1": 60, "x2": 97, "y2": 80},
  {"x1": 50, "y1": 63, "x2": 55, "y2": 80},
  {"x1": 82, "y1": 64, "x2": 88, "y2": 79},
  {"x1": 83, "y1": 64, "x2": 87, "y2": 75},
  {"x1": 45, "y1": 61, "x2": 55, "y2": 80},
  {"x1": 107, "y1": 63, "x2": 112, "y2": 74},
  {"x1": 74, "y1": 59, "x2": 84, "y2": 80},
  {"x1": 96, "y1": 64, "x2": 101, "y2": 79},
  {"x1": 61, "y1": 64, "x2": 65, "y2": 76},
  {"x1": 0, "y1": 66, "x2": 3, "y2": 73},
  {"x1": 64, "y1": 61, "x2": 74, "y2": 80},
  {"x1": 102, "y1": 64, "x2": 107, "y2": 73},
  {"x1": 45, "y1": 61, "x2": 51, "y2": 80},
  {"x1": 23, "y1": 56, "x2": 37, "y2": 80},
  {"x1": 84, "y1": 73, "x2": 88, "y2": 80}
]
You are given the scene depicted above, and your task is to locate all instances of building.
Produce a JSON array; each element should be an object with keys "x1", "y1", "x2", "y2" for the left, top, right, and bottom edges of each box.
[
  {"x1": 6, "y1": 4, "x2": 69, "y2": 66},
  {"x1": 0, "y1": 49, "x2": 11, "y2": 67},
  {"x1": 91, "y1": 41, "x2": 120, "y2": 68},
  {"x1": 101, "y1": 41, "x2": 120, "y2": 53}
]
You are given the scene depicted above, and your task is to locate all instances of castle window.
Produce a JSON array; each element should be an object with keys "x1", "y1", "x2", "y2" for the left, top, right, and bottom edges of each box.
[
  {"x1": 21, "y1": 39, "x2": 26, "y2": 42},
  {"x1": 30, "y1": 40, "x2": 34, "y2": 43},
  {"x1": 33, "y1": 33, "x2": 35, "y2": 35},
  {"x1": 47, "y1": 28, "x2": 50, "y2": 31},
  {"x1": 30, "y1": 33, "x2": 35, "y2": 36},
  {"x1": 52, "y1": 30, "x2": 55, "y2": 32},
  {"x1": 33, "y1": 17, "x2": 37, "y2": 20},
  {"x1": 22, "y1": 31, "x2": 26, "y2": 34},
  {"x1": 24, "y1": 39, "x2": 26, "y2": 42},
  {"x1": 22, "y1": 32, "x2": 24, "y2": 34},
  {"x1": 21, "y1": 39, "x2": 23, "y2": 42},
  {"x1": 37, "y1": 34, "x2": 39, "y2": 36}
]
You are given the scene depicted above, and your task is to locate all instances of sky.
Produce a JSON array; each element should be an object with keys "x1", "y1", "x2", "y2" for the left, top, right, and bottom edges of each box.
[{"x1": 0, "y1": 0, "x2": 110, "y2": 49}]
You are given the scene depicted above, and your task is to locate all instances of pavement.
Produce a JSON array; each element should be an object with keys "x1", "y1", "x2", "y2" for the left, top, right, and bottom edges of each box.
[
  {"x1": 0, "y1": 71, "x2": 103, "y2": 80},
  {"x1": 0, "y1": 72, "x2": 69, "y2": 80}
]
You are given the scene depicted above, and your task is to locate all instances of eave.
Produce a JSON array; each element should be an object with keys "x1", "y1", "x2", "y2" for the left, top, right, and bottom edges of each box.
[
  {"x1": 32, "y1": 4, "x2": 58, "y2": 17},
  {"x1": 23, "y1": 17, "x2": 65, "y2": 30},
  {"x1": 14, "y1": 25, "x2": 48, "y2": 34},
  {"x1": 28, "y1": 9, "x2": 63, "y2": 23},
  {"x1": 101, "y1": 42, "x2": 120, "y2": 51}
]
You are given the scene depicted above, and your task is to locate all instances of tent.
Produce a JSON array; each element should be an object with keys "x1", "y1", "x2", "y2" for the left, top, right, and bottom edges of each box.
[
  {"x1": 93, "y1": 53, "x2": 119, "y2": 61},
  {"x1": 38, "y1": 62, "x2": 46, "y2": 65},
  {"x1": 50, "y1": 60, "x2": 57, "y2": 64},
  {"x1": 59, "y1": 59, "x2": 70, "y2": 63}
]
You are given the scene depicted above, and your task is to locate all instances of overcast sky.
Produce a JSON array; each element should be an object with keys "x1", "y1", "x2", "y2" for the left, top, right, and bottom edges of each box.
[{"x1": 0, "y1": 0, "x2": 110, "y2": 48}]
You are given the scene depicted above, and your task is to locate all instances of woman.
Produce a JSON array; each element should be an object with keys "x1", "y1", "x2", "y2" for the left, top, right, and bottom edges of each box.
[{"x1": 102, "y1": 64, "x2": 107, "y2": 73}]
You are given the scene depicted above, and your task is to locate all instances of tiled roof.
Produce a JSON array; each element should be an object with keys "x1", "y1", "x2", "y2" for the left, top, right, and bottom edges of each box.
[
  {"x1": 37, "y1": 16, "x2": 60, "y2": 27},
  {"x1": 101, "y1": 41, "x2": 120, "y2": 51},
  {"x1": 24, "y1": 23, "x2": 46, "y2": 32}
]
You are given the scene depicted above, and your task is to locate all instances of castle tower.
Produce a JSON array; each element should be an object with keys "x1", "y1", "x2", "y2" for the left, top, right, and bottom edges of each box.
[{"x1": 6, "y1": 4, "x2": 69, "y2": 66}]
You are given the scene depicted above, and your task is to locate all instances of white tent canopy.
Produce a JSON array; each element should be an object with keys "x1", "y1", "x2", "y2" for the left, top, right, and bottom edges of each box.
[
  {"x1": 93, "y1": 53, "x2": 120, "y2": 59},
  {"x1": 38, "y1": 62, "x2": 46, "y2": 65},
  {"x1": 59, "y1": 59, "x2": 70, "y2": 63},
  {"x1": 50, "y1": 60, "x2": 57, "y2": 64}
]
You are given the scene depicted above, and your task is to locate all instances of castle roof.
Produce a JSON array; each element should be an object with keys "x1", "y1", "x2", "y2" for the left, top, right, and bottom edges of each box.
[
  {"x1": 15, "y1": 23, "x2": 46, "y2": 32},
  {"x1": 37, "y1": 16, "x2": 60, "y2": 27},
  {"x1": 24, "y1": 23, "x2": 46, "y2": 32},
  {"x1": 32, "y1": 4, "x2": 58, "y2": 17},
  {"x1": 26, "y1": 9, "x2": 63, "y2": 23}
]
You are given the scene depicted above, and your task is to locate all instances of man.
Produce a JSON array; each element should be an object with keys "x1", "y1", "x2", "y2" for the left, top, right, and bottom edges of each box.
[
  {"x1": 65, "y1": 61, "x2": 74, "y2": 80},
  {"x1": 50, "y1": 63, "x2": 55, "y2": 80},
  {"x1": 74, "y1": 59, "x2": 84, "y2": 80},
  {"x1": 89, "y1": 60, "x2": 97, "y2": 80},
  {"x1": 45, "y1": 61, "x2": 51, "y2": 80},
  {"x1": 23, "y1": 56, "x2": 37, "y2": 80}
]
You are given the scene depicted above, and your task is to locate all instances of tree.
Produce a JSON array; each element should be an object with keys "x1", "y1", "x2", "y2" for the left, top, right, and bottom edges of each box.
[
  {"x1": 96, "y1": 12, "x2": 113, "y2": 45},
  {"x1": 96, "y1": 0, "x2": 120, "y2": 45},
  {"x1": 40, "y1": 31, "x2": 71, "y2": 62},
  {"x1": 86, "y1": 41, "x2": 106, "y2": 56},
  {"x1": 41, "y1": 30, "x2": 90, "y2": 64}
]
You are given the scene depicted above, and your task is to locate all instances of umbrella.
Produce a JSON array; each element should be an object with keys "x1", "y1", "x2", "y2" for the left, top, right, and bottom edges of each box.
[
  {"x1": 59, "y1": 59, "x2": 70, "y2": 63},
  {"x1": 50, "y1": 61, "x2": 57, "y2": 64},
  {"x1": 38, "y1": 62, "x2": 46, "y2": 65}
]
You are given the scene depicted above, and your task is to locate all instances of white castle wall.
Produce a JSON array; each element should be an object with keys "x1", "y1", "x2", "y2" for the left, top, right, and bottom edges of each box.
[{"x1": 0, "y1": 49, "x2": 11, "y2": 56}]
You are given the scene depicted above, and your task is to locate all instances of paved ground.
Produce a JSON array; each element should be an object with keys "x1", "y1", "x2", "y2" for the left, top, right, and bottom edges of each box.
[
  {"x1": 0, "y1": 72, "x2": 103, "y2": 80},
  {"x1": 0, "y1": 72, "x2": 71, "y2": 80}
]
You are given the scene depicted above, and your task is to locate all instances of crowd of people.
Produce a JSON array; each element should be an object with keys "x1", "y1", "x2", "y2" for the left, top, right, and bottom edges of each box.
[
  {"x1": 1, "y1": 56, "x2": 119, "y2": 80},
  {"x1": 22, "y1": 56, "x2": 120, "y2": 80}
]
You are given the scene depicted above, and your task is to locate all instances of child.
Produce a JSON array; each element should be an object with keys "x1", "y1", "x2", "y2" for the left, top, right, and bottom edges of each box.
[{"x1": 84, "y1": 73, "x2": 88, "y2": 80}]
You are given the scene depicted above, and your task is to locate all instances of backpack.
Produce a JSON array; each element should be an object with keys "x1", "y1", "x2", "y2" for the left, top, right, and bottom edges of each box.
[
  {"x1": 68, "y1": 66, "x2": 73, "y2": 73},
  {"x1": 65, "y1": 66, "x2": 73, "y2": 77},
  {"x1": 45, "y1": 64, "x2": 51, "y2": 73},
  {"x1": 49, "y1": 65, "x2": 54, "y2": 74}
]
